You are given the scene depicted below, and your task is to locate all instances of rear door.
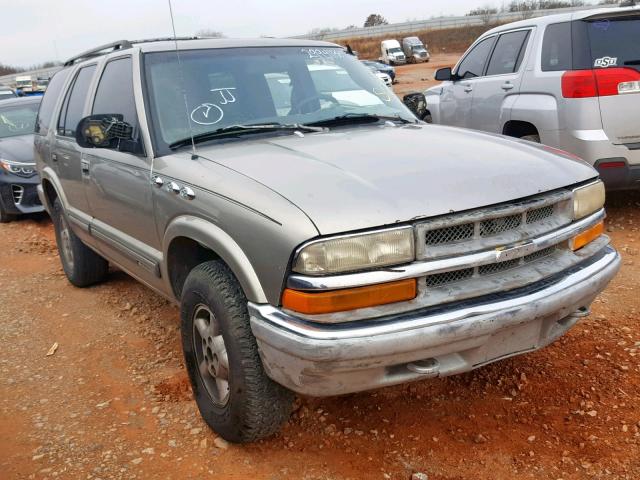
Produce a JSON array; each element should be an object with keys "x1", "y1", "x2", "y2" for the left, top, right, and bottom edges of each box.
[
  {"x1": 439, "y1": 36, "x2": 496, "y2": 128},
  {"x1": 469, "y1": 29, "x2": 532, "y2": 133},
  {"x1": 583, "y1": 14, "x2": 640, "y2": 147},
  {"x1": 54, "y1": 64, "x2": 97, "y2": 222}
]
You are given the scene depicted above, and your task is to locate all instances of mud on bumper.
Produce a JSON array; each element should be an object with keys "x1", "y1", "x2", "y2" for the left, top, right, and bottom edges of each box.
[{"x1": 249, "y1": 247, "x2": 620, "y2": 397}]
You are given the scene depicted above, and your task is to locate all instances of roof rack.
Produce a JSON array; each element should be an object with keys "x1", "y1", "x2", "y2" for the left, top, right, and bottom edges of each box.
[
  {"x1": 63, "y1": 37, "x2": 205, "y2": 67},
  {"x1": 64, "y1": 40, "x2": 133, "y2": 66}
]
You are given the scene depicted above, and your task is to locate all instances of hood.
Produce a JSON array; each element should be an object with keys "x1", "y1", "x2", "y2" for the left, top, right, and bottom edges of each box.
[
  {"x1": 194, "y1": 125, "x2": 596, "y2": 235},
  {"x1": 0, "y1": 134, "x2": 35, "y2": 163}
]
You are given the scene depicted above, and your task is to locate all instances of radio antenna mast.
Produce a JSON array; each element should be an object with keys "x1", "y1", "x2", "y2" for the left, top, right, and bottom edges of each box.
[{"x1": 167, "y1": 0, "x2": 197, "y2": 158}]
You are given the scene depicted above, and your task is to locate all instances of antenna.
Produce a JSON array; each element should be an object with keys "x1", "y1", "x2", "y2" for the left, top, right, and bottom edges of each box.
[{"x1": 167, "y1": 0, "x2": 198, "y2": 158}]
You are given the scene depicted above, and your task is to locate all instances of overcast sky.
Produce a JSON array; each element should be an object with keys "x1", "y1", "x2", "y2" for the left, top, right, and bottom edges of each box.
[{"x1": 1, "y1": 0, "x2": 503, "y2": 66}]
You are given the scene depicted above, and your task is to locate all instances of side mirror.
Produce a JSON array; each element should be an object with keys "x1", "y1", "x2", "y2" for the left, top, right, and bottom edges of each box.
[
  {"x1": 76, "y1": 114, "x2": 139, "y2": 153},
  {"x1": 434, "y1": 67, "x2": 453, "y2": 82},
  {"x1": 402, "y1": 92, "x2": 427, "y2": 120}
]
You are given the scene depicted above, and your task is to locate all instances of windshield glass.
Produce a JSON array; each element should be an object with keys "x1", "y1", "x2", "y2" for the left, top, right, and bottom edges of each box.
[
  {"x1": 586, "y1": 17, "x2": 640, "y2": 71},
  {"x1": 0, "y1": 103, "x2": 39, "y2": 139},
  {"x1": 144, "y1": 46, "x2": 412, "y2": 152},
  {"x1": 388, "y1": 47, "x2": 402, "y2": 54}
]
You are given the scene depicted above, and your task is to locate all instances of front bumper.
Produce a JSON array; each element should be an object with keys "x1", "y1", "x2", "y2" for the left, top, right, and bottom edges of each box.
[
  {"x1": 0, "y1": 174, "x2": 44, "y2": 215},
  {"x1": 249, "y1": 246, "x2": 620, "y2": 396}
]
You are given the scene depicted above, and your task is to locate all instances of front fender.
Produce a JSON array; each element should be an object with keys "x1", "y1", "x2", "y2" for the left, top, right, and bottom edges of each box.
[
  {"x1": 163, "y1": 215, "x2": 268, "y2": 304},
  {"x1": 424, "y1": 87, "x2": 443, "y2": 124}
]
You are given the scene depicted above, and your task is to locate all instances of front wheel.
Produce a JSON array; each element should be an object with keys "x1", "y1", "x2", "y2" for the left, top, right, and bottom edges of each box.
[{"x1": 180, "y1": 260, "x2": 294, "y2": 443}]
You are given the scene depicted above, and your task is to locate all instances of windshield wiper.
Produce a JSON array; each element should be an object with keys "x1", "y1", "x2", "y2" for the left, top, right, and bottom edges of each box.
[
  {"x1": 307, "y1": 113, "x2": 414, "y2": 127},
  {"x1": 169, "y1": 123, "x2": 325, "y2": 150}
]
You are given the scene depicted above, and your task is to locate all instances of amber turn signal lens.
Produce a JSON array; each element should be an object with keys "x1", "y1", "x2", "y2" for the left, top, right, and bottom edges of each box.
[
  {"x1": 570, "y1": 221, "x2": 604, "y2": 251},
  {"x1": 282, "y1": 279, "x2": 417, "y2": 315}
]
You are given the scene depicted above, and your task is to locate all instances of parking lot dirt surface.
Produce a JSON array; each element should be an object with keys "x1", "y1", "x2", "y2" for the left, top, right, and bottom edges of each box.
[{"x1": 1, "y1": 58, "x2": 640, "y2": 480}]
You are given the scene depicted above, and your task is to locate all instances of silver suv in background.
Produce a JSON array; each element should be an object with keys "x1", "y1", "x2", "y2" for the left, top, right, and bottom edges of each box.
[
  {"x1": 35, "y1": 37, "x2": 619, "y2": 443},
  {"x1": 425, "y1": 7, "x2": 640, "y2": 191}
]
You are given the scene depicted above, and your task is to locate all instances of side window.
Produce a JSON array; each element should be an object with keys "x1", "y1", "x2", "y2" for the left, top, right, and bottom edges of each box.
[
  {"x1": 92, "y1": 57, "x2": 139, "y2": 133},
  {"x1": 486, "y1": 30, "x2": 531, "y2": 76},
  {"x1": 35, "y1": 69, "x2": 71, "y2": 135},
  {"x1": 541, "y1": 22, "x2": 572, "y2": 72},
  {"x1": 456, "y1": 37, "x2": 496, "y2": 79},
  {"x1": 57, "y1": 65, "x2": 96, "y2": 137}
]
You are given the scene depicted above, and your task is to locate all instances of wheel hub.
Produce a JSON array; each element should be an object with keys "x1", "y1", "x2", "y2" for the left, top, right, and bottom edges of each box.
[{"x1": 193, "y1": 305, "x2": 230, "y2": 406}]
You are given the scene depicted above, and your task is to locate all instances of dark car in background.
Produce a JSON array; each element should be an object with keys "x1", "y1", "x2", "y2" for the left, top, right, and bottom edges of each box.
[
  {"x1": 361, "y1": 60, "x2": 396, "y2": 82},
  {"x1": 0, "y1": 97, "x2": 43, "y2": 222}
]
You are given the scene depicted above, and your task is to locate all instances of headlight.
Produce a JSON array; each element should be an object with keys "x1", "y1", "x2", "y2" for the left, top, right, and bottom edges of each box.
[
  {"x1": 572, "y1": 181, "x2": 605, "y2": 220},
  {"x1": 293, "y1": 227, "x2": 415, "y2": 275},
  {"x1": 0, "y1": 158, "x2": 36, "y2": 177}
]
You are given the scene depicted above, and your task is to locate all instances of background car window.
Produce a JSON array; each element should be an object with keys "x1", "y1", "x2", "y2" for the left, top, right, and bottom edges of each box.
[
  {"x1": 0, "y1": 103, "x2": 39, "y2": 139},
  {"x1": 35, "y1": 69, "x2": 71, "y2": 136},
  {"x1": 486, "y1": 30, "x2": 531, "y2": 76},
  {"x1": 541, "y1": 22, "x2": 572, "y2": 72},
  {"x1": 57, "y1": 65, "x2": 96, "y2": 137},
  {"x1": 456, "y1": 37, "x2": 496, "y2": 79},
  {"x1": 92, "y1": 57, "x2": 139, "y2": 132}
]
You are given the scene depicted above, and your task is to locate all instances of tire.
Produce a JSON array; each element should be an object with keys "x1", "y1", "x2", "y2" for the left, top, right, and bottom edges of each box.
[
  {"x1": 180, "y1": 260, "x2": 294, "y2": 443},
  {"x1": 0, "y1": 200, "x2": 15, "y2": 223},
  {"x1": 51, "y1": 197, "x2": 109, "y2": 287},
  {"x1": 521, "y1": 134, "x2": 541, "y2": 143},
  {"x1": 423, "y1": 113, "x2": 433, "y2": 124}
]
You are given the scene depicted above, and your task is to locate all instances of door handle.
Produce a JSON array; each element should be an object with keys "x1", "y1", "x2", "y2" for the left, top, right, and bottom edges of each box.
[
  {"x1": 51, "y1": 153, "x2": 58, "y2": 162},
  {"x1": 464, "y1": 85, "x2": 473, "y2": 93},
  {"x1": 62, "y1": 154, "x2": 71, "y2": 161},
  {"x1": 501, "y1": 82, "x2": 515, "y2": 91},
  {"x1": 81, "y1": 159, "x2": 90, "y2": 175}
]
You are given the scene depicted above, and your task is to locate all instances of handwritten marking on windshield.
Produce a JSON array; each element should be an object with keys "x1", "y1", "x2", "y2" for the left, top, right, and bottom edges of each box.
[
  {"x1": 211, "y1": 87, "x2": 237, "y2": 105},
  {"x1": 190, "y1": 103, "x2": 224, "y2": 125}
]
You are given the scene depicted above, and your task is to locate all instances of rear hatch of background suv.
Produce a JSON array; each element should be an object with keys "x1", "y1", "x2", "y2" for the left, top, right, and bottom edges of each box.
[{"x1": 581, "y1": 12, "x2": 640, "y2": 148}]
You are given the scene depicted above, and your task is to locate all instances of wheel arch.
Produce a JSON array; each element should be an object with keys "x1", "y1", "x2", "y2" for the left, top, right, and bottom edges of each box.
[
  {"x1": 163, "y1": 216, "x2": 268, "y2": 304},
  {"x1": 502, "y1": 120, "x2": 540, "y2": 139}
]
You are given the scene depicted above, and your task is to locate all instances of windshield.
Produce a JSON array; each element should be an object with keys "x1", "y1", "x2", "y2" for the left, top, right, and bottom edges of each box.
[
  {"x1": 586, "y1": 17, "x2": 640, "y2": 72},
  {"x1": 0, "y1": 103, "x2": 38, "y2": 139},
  {"x1": 144, "y1": 46, "x2": 412, "y2": 153},
  {"x1": 388, "y1": 47, "x2": 402, "y2": 54}
]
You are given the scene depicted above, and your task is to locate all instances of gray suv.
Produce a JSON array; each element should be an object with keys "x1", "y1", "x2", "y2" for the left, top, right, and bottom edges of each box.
[
  {"x1": 425, "y1": 6, "x2": 640, "y2": 191},
  {"x1": 35, "y1": 37, "x2": 620, "y2": 443}
]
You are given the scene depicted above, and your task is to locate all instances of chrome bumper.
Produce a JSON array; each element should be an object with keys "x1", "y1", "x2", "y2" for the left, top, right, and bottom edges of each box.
[{"x1": 249, "y1": 247, "x2": 620, "y2": 396}]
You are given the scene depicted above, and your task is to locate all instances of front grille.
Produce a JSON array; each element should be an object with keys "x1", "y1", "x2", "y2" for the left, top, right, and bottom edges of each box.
[
  {"x1": 425, "y1": 223, "x2": 474, "y2": 245},
  {"x1": 416, "y1": 190, "x2": 572, "y2": 261},
  {"x1": 11, "y1": 185, "x2": 24, "y2": 205},
  {"x1": 526, "y1": 205, "x2": 554, "y2": 224},
  {"x1": 425, "y1": 268, "x2": 474, "y2": 287},
  {"x1": 480, "y1": 213, "x2": 522, "y2": 236},
  {"x1": 424, "y1": 246, "x2": 557, "y2": 289}
]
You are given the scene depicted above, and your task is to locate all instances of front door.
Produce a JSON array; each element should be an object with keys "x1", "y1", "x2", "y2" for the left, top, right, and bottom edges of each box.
[
  {"x1": 83, "y1": 56, "x2": 162, "y2": 286},
  {"x1": 439, "y1": 36, "x2": 496, "y2": 129}
]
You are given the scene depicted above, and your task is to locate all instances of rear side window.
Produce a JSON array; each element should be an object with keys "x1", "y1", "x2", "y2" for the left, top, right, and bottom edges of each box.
[
  {"x1": 456, "y1": 37, "x2": 496, "y2": 79},
  {"x1": 585, "y1": 17, "x2": 640, "y2": 72},
  {"x1": 35, "y1": 69, "x2": 71, "y2": 135},
  {"x1": 486, "y1": 30, "x2": 531, "y2": 76},
  {"x1": 92, "y1": 57, "x2": 139, "y2": 131},
  {"x1": 541, "y1": 22, "x2": 572, "y2": 72},
  {"x1": 57, "y1": 65, "x2": 96, "y2": 137}
]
